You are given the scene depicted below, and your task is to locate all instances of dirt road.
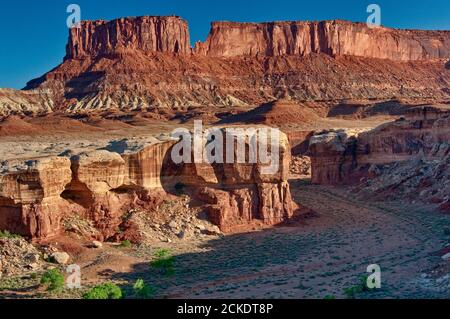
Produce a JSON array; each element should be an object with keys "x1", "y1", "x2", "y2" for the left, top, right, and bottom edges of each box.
[
  {"x1": 123, "y1": 180, "x2": 449, "y2": 299},
  {"x1": 1, "y1": 179, "x2": 449, "y2": 299}
]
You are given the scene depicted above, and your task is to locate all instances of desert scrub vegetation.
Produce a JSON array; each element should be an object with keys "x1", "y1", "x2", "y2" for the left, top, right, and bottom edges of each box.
[
  {"x1": 119, "y1": 240, "x2": 132, "y2": 248},
  {"x1": 41, "y1": 269, "x2": 65, "y2": 291},
  {"x1": 0, "y1": 276, "x2": 27, "y2": 291},
  {"x1": 150, "y1": 248, "x2": 175, "y2": 276},
  {"x1": 343, "y1": 275, "x2": 373, "y2": 299},
  {"x1": 133, "y1": 279, "x2": 155, "y2": 299},
  {"x1": 83, "y1": 283, "x2": 123, "y2": 299},
  {"x1": 0, "y1": 230, "x2": 22, "y2": 239}
]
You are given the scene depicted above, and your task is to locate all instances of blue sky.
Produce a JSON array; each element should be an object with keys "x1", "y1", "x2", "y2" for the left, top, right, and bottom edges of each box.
[{"x1": 0, "y1": 0, "x2": 449, "y2": 89}]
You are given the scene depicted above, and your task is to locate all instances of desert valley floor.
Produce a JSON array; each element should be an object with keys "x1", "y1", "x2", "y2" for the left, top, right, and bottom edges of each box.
[
  {"x1": 1, "y1": 181, "x2": 449, "y2": 299},
  {"x1": 0, "y1": 113, "x2": 449, "y2": 299}
]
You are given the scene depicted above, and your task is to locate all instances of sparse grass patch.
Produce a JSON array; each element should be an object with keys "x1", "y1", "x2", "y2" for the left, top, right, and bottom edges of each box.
[
  {"x1": 119, "y1": 240, "x2": 132, "y2": 248},
  {"x1": 41, "y1": 269, "x2": 65, "y2": 291},
  {"x1": 0, "y1": 230, "x2": 22, "y2": 239},
  {"x1": 133, "y1": 279, "x2": 155, "y2": 299},
  {"x1": 150, "y1": 249, "x2": 175, "y2": 276},
  {"x1": 83, "y1": 283, "x2": 123, "y2": 299},
  {"x1": 343, "y1": 275, "x2": 372, "y2": 299},
  {"x1": 0, "y1": 277, "x2": 24, "y2": 291}
]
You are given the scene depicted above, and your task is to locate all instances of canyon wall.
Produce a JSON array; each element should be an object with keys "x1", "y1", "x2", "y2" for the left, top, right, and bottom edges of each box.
[
  {"x1": 0, "y1": 130, "x2": 295, "y2": 239},
  {"x1": 172, "y1": 128, "x2": 294, "y2": 232},
  {"x1": 0, "y1": 157, "x2": 72, "y2": 238},
  {"x1": 66, "y1": 17, "x2": 450, "y2": 61},
  {"x1": 0, "y1": 141, "x2": 176, "y2": 239},
  {"x1": 309, "y1": 105, "x2": 450, "y2": 185},
  {"x1": 65, "y1": 16, "x2": 191, "y2": 59},
  {"x1": 195, "y1": 20, "x2": 450, "y2": 61}
]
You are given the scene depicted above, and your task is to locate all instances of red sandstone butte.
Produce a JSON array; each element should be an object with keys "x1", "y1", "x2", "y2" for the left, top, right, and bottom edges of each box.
[
  {"x1": 16, "y1": 16, "x2": 449, "y2": 114},
  {"x1": 67, "y1": 17, "x2": 450, "y2": 61},
  {"x1": 66, "y1": 16, "x2": 191, "y2": 59},
  {"x1": 195, "y1": 20, "x2": 450, "y2": 60}
]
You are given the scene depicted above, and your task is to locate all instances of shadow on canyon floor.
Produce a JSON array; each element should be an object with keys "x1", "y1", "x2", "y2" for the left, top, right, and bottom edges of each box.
[
  {"x1": 108, "y1": 182, "x2": 450, "y2": 299},
  {"x1": 0, "y1": 182, "x2": 449, "y2": 299}
]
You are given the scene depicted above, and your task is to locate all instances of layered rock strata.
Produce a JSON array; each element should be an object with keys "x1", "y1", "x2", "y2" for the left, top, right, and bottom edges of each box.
[
  {"x1": 195, "y1": 20, "x2": 450, "y2": 60},
  {"x1": 0, "y1": 140, "x2": 175, "y2": 239},
  {"x1": 171, "y1": 128, "x2": 294, "y2": 232},
  {"x1": 310, "y1": 106, "x2": 450, "y2": 211},
  {"x1": 0, "y1": 157, "x2": 72, "y2": 238},
  {"x1": 17, "y1": 16, "x2": 450, "y2": 114},
  {"x1": 309, "y1": 105, "x2": 450, "y2": 185},
  {"x1": 0, "y1": 89, "x2": 53, "y2": 118},
  {"x1": 0, "y1": 130, "x2": 295, "y2": 238},
  {"x1": 66, "y1": 16, "x2": 191, "y2": 59}
]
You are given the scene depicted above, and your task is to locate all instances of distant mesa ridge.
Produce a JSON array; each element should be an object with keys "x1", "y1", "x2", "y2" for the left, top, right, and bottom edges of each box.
[
  {"x1": 66, "y1": 15, "x2": 450, "y2": 61},
  {"x1": 1, "y1": 15, "x2": 447, "y2": 117}
]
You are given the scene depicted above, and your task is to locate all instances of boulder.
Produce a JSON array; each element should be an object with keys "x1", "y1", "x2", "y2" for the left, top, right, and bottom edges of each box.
[
  {"x1": 91, "y1": 241, "x2": 103, "y2": 249},
  {"x1": 50, "y1": 252, "x2": 70, "y2": 265}
]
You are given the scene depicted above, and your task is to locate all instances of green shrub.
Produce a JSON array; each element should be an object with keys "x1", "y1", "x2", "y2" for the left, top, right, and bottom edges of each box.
[
  {"x1": 343, "y1": 275, "x2": 371, "y2": 299},
  {"x1": 150, "y1": 249, "x2": 175, "y2": 276},
  {"x1": 120, "y1": 240, "x2": 132, "y2": 248},
  {"x1": 323, "y1": 295, "x2": 336, "y2": 299},
  {"x1": 0, "y1": 230, "x2": 22, "y2": 239},
  {"x1": 361, "y1": 275, "x2": 375, "y2": 292},
  {"x1": 83, "y1": 283, "x2": 123, "y2": 299},
  {"x1": 133, "y1": 279, "x2": 155, "y2": 299},
  {"x1": 40, "y1": 269, "x2": 65, "y2": 291},
  {"x1": 343, "y1": 286, "x2": 361, "y2": 299}
]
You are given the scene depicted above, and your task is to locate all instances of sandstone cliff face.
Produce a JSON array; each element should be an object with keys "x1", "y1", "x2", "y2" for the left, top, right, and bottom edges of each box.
[
  {"x1": 173, "y1": 129, "x2": 294, "y2": 232},
  {"x1": 61, "y1": 141, "x2": 177, "y2": 239},
  {"x1": 309, "y1": 131, "x2": 357, "y2": 185},
  {"x1": 196, "y1": 20, "x2": 450, "y2": 61},
  {"x1": 17, "y1": 16, "x2": 449, "y2": 114},
  {"x1": 0, "y1": 141, "x2": 177, "y2": 239},
  {"x1": 65, "y1": 17, "x2": 450, "y2": 61},
  {"x1": 309, "y1": 105, "x2": 450, "y2": 185},
  {"x1": 0, "y1": 130, "x2": 294, "y2": 239},
  {"x1": 0, "y1": 157, "x2": 72, "y2": 238},
  {"x1": 66, "y1": 16, "x2": 191, "y2": 59}
]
